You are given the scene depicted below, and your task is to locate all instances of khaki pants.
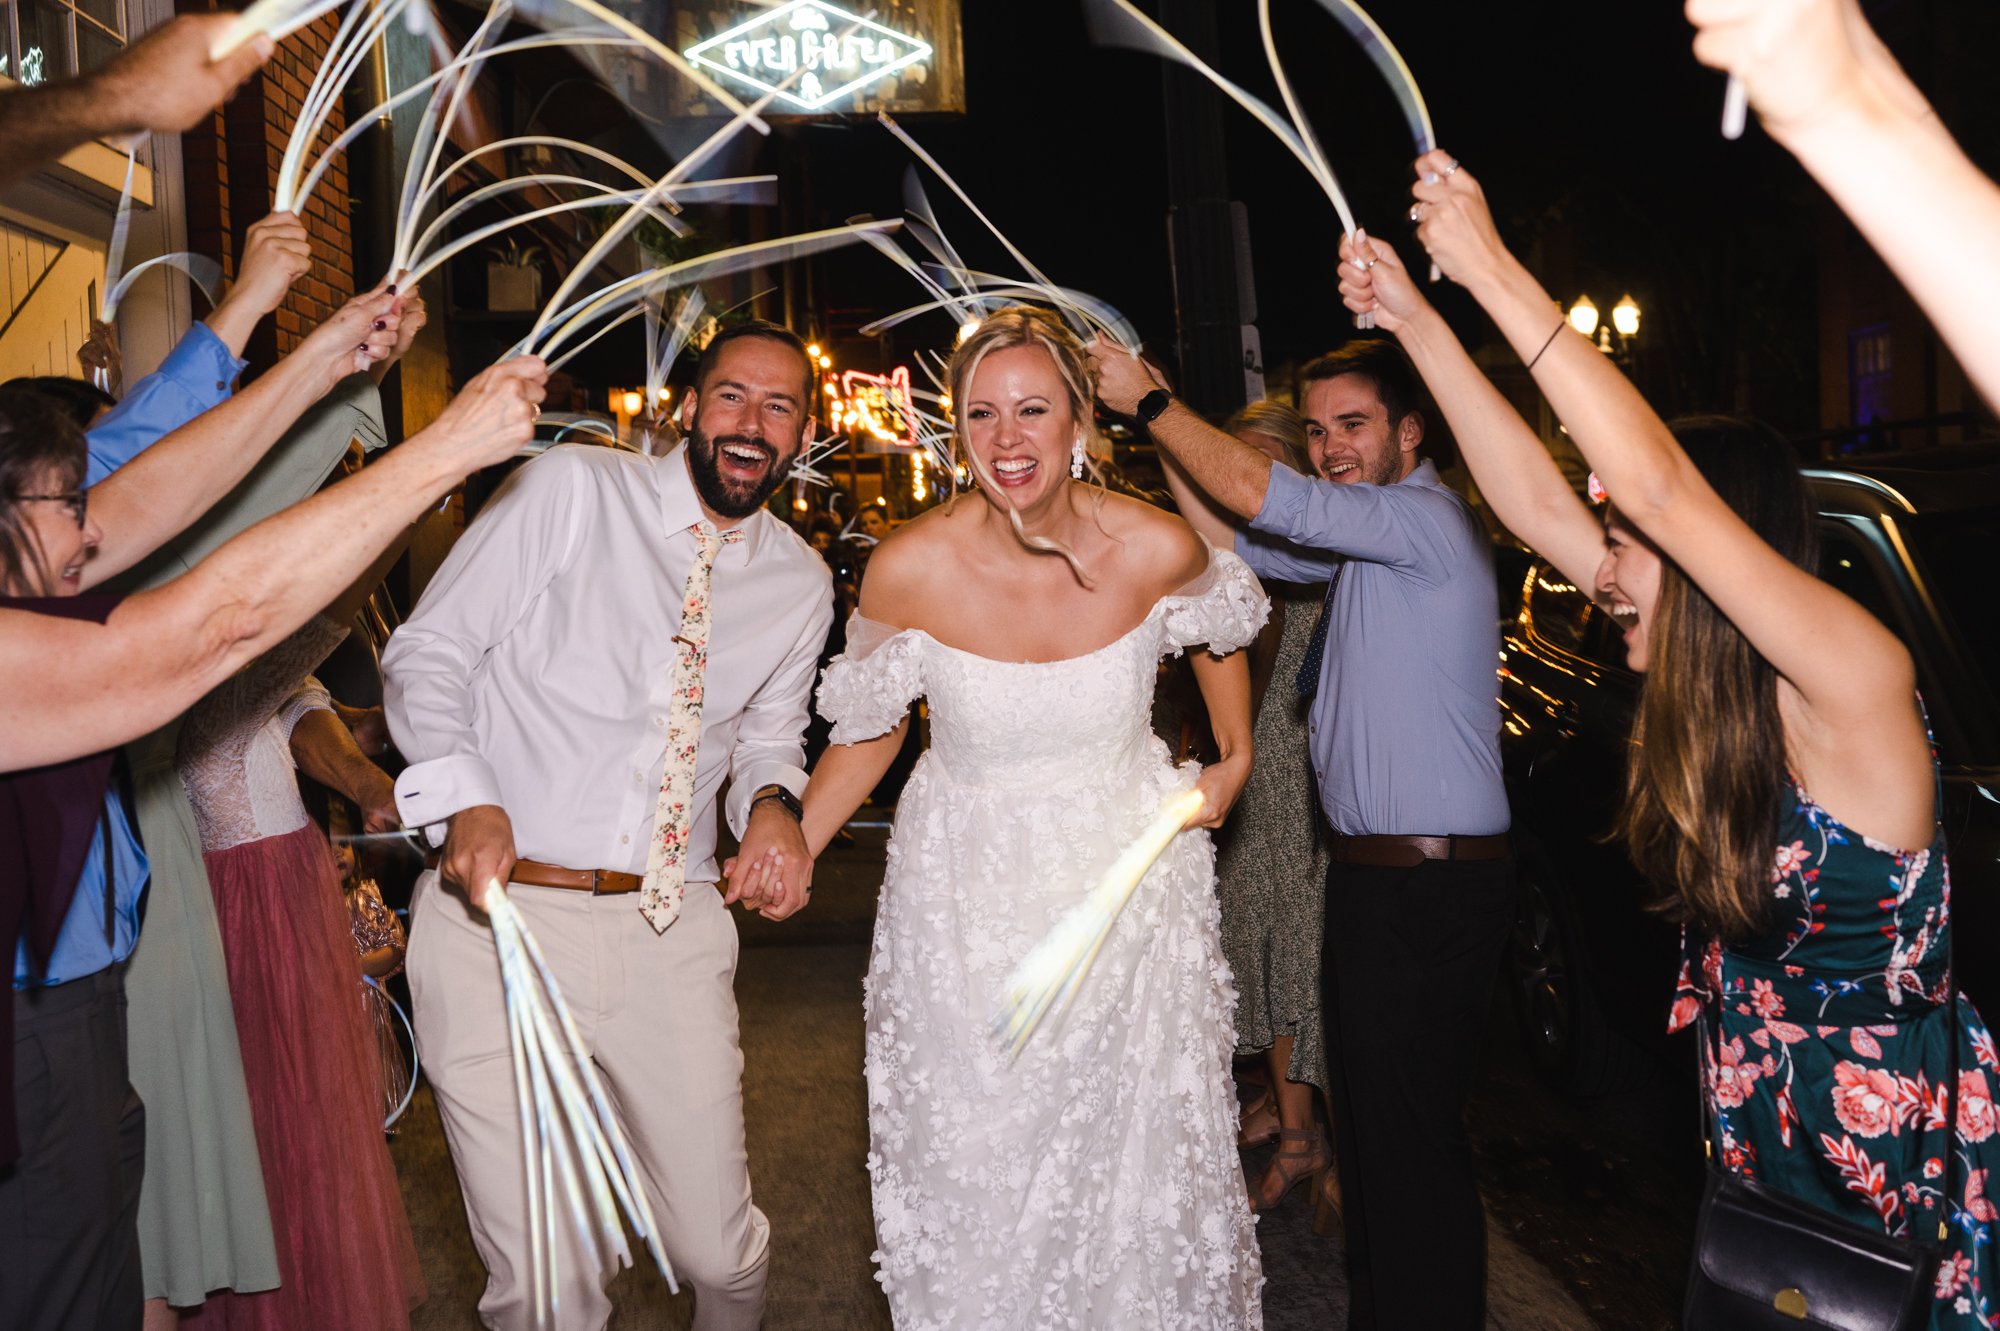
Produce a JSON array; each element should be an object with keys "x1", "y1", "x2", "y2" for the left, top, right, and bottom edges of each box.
[{"x1": 408, "y1": 870, "x2": 769, "y2": 1331}]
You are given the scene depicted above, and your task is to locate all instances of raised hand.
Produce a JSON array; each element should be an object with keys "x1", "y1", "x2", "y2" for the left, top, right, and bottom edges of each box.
[
  {"x1": 413, "y1": 357, "x2": 548, "y2": 474},
  {"x1": 76, "y1": 318, "x2": 123, "y2": 395},
  {"x1": 231, "y1": 213, "x2": 313, "y2": 319},
  {"x1": 89, "y1": 14, "x2": 273, "y2": 136},
  {"x1": 1086, "y1": 332, "x2": 1164, "y2": 416},
  {"x1": 372, "y1": 290, "x2": 428, "y2": 383},
  {"x1": 1336, "y1": 230, "x2": 1429, "y2": 333},
  {"x1": 292, "y1": 284, "x2": 401, "y2": 393},
  {"x1": 1407, "y1": 152, "x2": 1520, "y2": 296}
]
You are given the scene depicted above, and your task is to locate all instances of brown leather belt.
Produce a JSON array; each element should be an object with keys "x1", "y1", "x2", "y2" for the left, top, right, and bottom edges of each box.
[
  {"x1": 1328, "y1": 832, "x2": 1511, "y2": 868},
  {"x1": 510, "y1": 859, "x2": 644, "y2": 895}
]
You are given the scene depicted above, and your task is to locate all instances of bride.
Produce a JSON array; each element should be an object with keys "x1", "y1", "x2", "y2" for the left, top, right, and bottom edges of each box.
[{"x1": 792, "y1": 306, "x2": 1265, "y2": 1327}]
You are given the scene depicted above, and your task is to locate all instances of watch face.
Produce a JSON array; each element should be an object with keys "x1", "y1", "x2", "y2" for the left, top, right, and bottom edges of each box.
[{"x1": 1138, "y1": 390, "x2": 1172, "y2": 424}]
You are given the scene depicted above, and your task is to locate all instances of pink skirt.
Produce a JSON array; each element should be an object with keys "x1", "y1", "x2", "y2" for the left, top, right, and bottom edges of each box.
[{"x1": 182, "y1": 822, "x2": 425, "y2": 1329}]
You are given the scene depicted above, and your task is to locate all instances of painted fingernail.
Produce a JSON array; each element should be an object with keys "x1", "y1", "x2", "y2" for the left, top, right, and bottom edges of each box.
[
  {"x1": 373, "y1": 320, "x2": 387, "y2": 331},
  {"x1": 385, "y1": 284, "x2": 398, "y2": 295}
]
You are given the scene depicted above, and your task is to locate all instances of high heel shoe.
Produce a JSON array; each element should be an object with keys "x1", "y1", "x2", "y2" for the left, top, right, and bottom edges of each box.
[
  {"x1": 1311, "y1": 1162, "x2": 1344, "y2": 1235},
  {"x1": 1236, "y1": 1092, "x2": 1279, "y2": 1148},
  {"x1": 1249, "y1": 1127, "x2": 1329, "y2": 1212}
]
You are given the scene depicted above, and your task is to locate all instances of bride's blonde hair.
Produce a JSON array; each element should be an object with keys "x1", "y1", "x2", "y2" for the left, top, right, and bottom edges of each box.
[{"x1": 946, "y1": 305, "x2": 1106, "y2": 585}]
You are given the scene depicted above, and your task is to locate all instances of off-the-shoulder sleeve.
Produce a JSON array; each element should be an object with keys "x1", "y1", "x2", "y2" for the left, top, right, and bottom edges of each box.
[
  {"x1": 1158, "y1": 547, "x2": 1269, "y2": 658},
  {"x1": 815, "y1": 614, "x2": 924, "y2": 745}
]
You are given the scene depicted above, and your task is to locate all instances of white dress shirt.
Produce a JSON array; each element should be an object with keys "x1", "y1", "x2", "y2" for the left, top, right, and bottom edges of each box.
[{"x1": 383, "y1": 443, "x2": 833, "y2": 882}]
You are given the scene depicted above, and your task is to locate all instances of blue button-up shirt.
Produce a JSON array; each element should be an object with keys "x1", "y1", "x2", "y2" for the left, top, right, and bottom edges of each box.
[
  {"x1": 85, "y1": 322, "x2": 244, "y2": 484},
  {"x1": 12, "y1": 786, "x2": 149, "y2": 987},
  {"x1": 15, "y1": 323, "x2": 241, "y2": 988},
  {"x1": 1237, "y1": 459, "x2": 1508, "y2": 838}
]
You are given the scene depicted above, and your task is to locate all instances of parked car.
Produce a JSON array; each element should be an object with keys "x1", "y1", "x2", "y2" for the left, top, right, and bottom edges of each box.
[{"x1": 1498, "y1": 448, "x2": 2000, "y2": 1096}]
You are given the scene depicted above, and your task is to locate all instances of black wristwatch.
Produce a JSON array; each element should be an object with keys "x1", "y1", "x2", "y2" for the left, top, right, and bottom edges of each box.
[
  {"x1": 749, "y1": 783, "x2": 803, "y2": 821},
  {"x1": 1134, "y1": 388, "x2": 1174, "y2": 425}
]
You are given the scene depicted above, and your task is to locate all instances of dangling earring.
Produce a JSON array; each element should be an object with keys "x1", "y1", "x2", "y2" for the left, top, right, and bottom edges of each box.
[{"x1": 1071, "y1": 435, "x2": 1086, "y2": 480}]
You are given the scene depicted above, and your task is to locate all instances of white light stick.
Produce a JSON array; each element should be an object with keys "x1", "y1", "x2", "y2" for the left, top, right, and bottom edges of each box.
[
  {"x1": 272, "y1": 0, "x2": 415, "y2": 211},
  {"x1": 1722, "y1": 77, "x2": 1748, "y2": 139},
  {"x1": 484, "y1": 882, "x2": 678, "y2": 1325},
  {"x1": 992, "y1": 787, "x2": 1206, "y2": 1059},
  {"x1": 211, "y1": 0, "x2": 356, "y2": 59}
]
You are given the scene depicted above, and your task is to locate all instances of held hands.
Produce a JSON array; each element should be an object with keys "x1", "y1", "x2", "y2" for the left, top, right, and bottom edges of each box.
[
  {"x1": 1407, "y1": 152, "x2": 1517, "y2": 295},
  {"x1": 89, "y1": 14, "x2": 273, "y2": 136},
  {"x1": 1086, "y1": 332, "x2": 1163, "y2": 417},
  {"x1": 720, "y1": 800, "x2": 813, "y2": 921},
  {"x1": 414, "y1": 357, "x2": 548, "y2": 473},
  {"x1": 441, "y1": 804, "x2": 516, "y2": 913},
  {"x1": 1185, "y1": 749, "x2": 1253, "y2": 831}
]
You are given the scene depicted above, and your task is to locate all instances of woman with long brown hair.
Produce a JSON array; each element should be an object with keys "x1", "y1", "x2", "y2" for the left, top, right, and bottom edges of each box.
[
  {"x1": 1338, "y1": 157, "x2": 1996, "y2": 1326},
  {"x1": 774, "y1": 306, "x2": 1268, "y2": 1327}
]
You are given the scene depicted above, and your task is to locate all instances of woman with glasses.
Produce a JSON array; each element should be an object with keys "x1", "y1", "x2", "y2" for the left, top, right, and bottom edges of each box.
[{"x1": 0, "y1": 341, "x2": 547, "y2": 1329}]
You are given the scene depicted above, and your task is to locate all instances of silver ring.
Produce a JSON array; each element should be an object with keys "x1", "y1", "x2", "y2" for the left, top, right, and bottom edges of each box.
[
  {"x1": 1357, "y1": 255, "x2": 1376, "y2": 272},
  {"x1": 1443, "y1": 159, "x2": 1460, "y2": 178},
  {"x1": 1409, "y1": 202, "x2": 1424, "y2": 224}
]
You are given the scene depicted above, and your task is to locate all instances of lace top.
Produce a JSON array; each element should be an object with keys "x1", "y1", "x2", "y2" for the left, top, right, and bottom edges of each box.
[
  {"x1": 817, "y1": 546, "x2": 1266, "y2": 782},
  {"x1": 178, "y1": 621, "x2": 346, "y2": 853}
]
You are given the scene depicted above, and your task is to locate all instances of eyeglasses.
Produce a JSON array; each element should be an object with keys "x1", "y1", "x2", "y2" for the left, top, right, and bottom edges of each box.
[{"x1": 19, "y1": 489, "x2": 88, "y2": 528}]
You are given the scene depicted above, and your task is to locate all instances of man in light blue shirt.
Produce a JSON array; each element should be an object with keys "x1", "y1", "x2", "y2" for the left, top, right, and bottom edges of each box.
[{"x1": 1093, "y1": 336, "x2": 1512, "y2": 1331}]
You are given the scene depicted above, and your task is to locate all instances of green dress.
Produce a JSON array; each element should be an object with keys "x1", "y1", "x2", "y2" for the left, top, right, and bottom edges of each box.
[
  {"x1": 1213, "y1": 582, "x2": 1330, "y2": 1093},
  {"x1": 117, "y1": 376, "x2": 386, "y2": 1305}
]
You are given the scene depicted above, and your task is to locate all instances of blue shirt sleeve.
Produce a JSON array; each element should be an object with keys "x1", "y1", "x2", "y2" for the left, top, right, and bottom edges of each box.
[
  {"x1": 85, "y1": 323, "x2": 244, "y2": 485},
  {"x1": 1234, "y1": 522, "x2": 1341, "y2": 584},
  {"x1": 1247, "y1": 461, "x2": 1464, "y2": 584}
]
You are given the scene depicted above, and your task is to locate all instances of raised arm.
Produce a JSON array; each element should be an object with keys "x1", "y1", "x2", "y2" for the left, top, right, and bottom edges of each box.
[
  {"x1": 1408, "y1": 154, "x2": 1911, "y2": 728},
  {"x1": 82, "y1": 288, "x2": 400, "y2": 584},
  {"x1": 0, "y1": 15, "x2": 270, "y2": 187},
  {"x1": 1158, "y1": 449, "x2": 1241, "y2": 553},
  {"x1": 0, "y1": 358, "x2": 547, "y2": 771},
  {"x1": 1687, "y1": 0, "x2": 2000, "y2": 410},
  {"x1": 1088, "y1": 338, "x2": 1274, "y2": 521},
  {"x1": 1336, "y1": 230, "x2": 1604, "y2": 592}
]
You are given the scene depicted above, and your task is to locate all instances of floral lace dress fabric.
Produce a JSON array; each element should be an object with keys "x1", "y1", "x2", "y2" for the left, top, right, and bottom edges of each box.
[{"x1": 817, "y1": 548, "x2": 1269, "y2": 1330}]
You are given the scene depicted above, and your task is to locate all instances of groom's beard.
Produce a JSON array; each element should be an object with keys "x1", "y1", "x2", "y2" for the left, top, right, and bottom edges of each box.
[{"x1": 687, "y1": 427, "x2": 789, "y2": 519}]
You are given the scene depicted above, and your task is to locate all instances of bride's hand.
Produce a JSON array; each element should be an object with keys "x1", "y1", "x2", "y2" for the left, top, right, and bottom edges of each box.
[{"x1": 1187, "y1": 750, "x2": 1253, "y2": 830}]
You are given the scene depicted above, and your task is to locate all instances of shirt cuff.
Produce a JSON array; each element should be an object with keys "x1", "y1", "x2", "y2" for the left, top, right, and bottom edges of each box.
[
  {"x1": 395, "y1": 754, "x2": 505, "y2": 848},
  {"x1": 165, "y1": 321, "x2": 248, "y2": 395},
  {"x1": 1247, "y1": 459, "x2": 1302, "y2": 537},
  {"x1": 725, "y1": 762, "x2": 808, "y2": 838}
]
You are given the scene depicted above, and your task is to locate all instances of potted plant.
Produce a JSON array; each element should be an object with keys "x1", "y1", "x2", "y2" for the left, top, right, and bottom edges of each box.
[{"x1": 486, "y1": 238, "x2": 544, "y2": 312}]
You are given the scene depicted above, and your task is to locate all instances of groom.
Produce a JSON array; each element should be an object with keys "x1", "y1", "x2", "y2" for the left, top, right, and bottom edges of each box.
[{"x1": 383, "y1": 321, "x2": 832, "y2": 1330}]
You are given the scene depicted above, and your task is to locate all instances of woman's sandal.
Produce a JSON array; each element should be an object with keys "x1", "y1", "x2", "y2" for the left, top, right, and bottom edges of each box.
[
  {"x1": 1236, "y1": 1092, "x2": 1279, "y2": 1148},
  {"x1": 1249, "y1": 1127, "x2": 1329, "y2": 1212}
]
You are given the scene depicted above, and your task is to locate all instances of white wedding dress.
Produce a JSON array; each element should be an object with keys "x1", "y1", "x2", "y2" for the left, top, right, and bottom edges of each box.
[{"x1": 817, "y1": 547, "x2": 1269, "y2": 1331}]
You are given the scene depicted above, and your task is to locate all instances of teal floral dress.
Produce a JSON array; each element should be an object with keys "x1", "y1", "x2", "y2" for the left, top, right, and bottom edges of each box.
[{"x1": 1671, "y1": 762, "x2": 1999, "y2": 1329}]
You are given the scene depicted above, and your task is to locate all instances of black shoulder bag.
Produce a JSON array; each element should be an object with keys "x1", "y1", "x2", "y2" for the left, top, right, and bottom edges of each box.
[{"x1": 1682, "y1": 946, "x2": 1956, "y2": 1329}]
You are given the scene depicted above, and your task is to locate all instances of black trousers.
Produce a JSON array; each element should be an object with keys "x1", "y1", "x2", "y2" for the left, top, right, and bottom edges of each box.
[
  {"x1": 0, "y1": 966, "x2": 145, "y2": 1331},
  {"x1": 1322, "y1": 854, "x2": 1515, "y2": 1331}
]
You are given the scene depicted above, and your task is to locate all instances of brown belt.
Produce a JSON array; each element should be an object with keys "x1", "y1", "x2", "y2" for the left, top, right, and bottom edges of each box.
[
  {"x1": 1328, "y1": 833, "x2": 1511, "y2": 868},
  {"x1": 510, "y1": 859, "x2": 644, "y2": 895}
]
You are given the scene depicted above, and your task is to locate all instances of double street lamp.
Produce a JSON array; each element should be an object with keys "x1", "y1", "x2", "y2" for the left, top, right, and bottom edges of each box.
[{"x1": 1566, "y1": 293, "x2": 1642, "y2": 358}]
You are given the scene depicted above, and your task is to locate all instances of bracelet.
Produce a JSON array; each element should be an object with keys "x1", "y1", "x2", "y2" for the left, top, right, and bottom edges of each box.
[{"x1": 1526, "y1": 322, "x2": 1564, "y2": 371}]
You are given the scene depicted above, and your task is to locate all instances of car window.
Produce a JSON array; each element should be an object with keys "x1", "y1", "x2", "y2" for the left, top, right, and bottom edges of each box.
[
  {"x1": 1818, "y1": 523, "x2": 1903, "y2": 639},
  {"x1": 1524, "y1": 565, "x2": 1596, "y2": 658}
]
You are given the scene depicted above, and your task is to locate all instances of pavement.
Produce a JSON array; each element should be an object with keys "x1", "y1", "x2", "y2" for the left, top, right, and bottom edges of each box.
[{"x1": 398, "y1": 826, "x2": 1692, "y2": 1329}]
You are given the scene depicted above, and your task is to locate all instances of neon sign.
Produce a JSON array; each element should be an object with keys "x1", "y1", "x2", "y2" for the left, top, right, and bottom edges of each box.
[
  {"x1": 837, "y1": 365, "x2": 918, "y2": 449},
  {"x1": 684, "y1": 0, "x2": 933, "y2": 112}
]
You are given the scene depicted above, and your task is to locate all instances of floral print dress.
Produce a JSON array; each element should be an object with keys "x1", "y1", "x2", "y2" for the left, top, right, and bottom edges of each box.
[{"x1": 1672, "y1": 762, "x2": 1999, "y2": 1329}]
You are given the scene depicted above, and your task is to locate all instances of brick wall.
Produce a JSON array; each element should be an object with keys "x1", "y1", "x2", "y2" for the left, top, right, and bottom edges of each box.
[{"x1": 175, "y1": 0, "x2": 355, "y2": 371}]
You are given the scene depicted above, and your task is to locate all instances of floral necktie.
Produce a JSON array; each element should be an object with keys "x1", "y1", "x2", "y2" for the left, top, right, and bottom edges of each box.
[{"x1": 639, "y1": 522, "x2": 742, "y2": 933}]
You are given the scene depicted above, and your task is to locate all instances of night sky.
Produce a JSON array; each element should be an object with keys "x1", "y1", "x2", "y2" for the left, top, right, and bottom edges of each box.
[{"x1": 743, "y1": 0, "x2": 1999, "y2": 434}]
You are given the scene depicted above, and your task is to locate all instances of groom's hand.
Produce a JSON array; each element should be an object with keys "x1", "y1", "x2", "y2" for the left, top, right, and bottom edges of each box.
[
  {"x1": 726, "y1": 802, "x2": 812, "y2": 920},
  {"x1": 441, "y1": 804, "x2": 516, "y2": 912}
]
